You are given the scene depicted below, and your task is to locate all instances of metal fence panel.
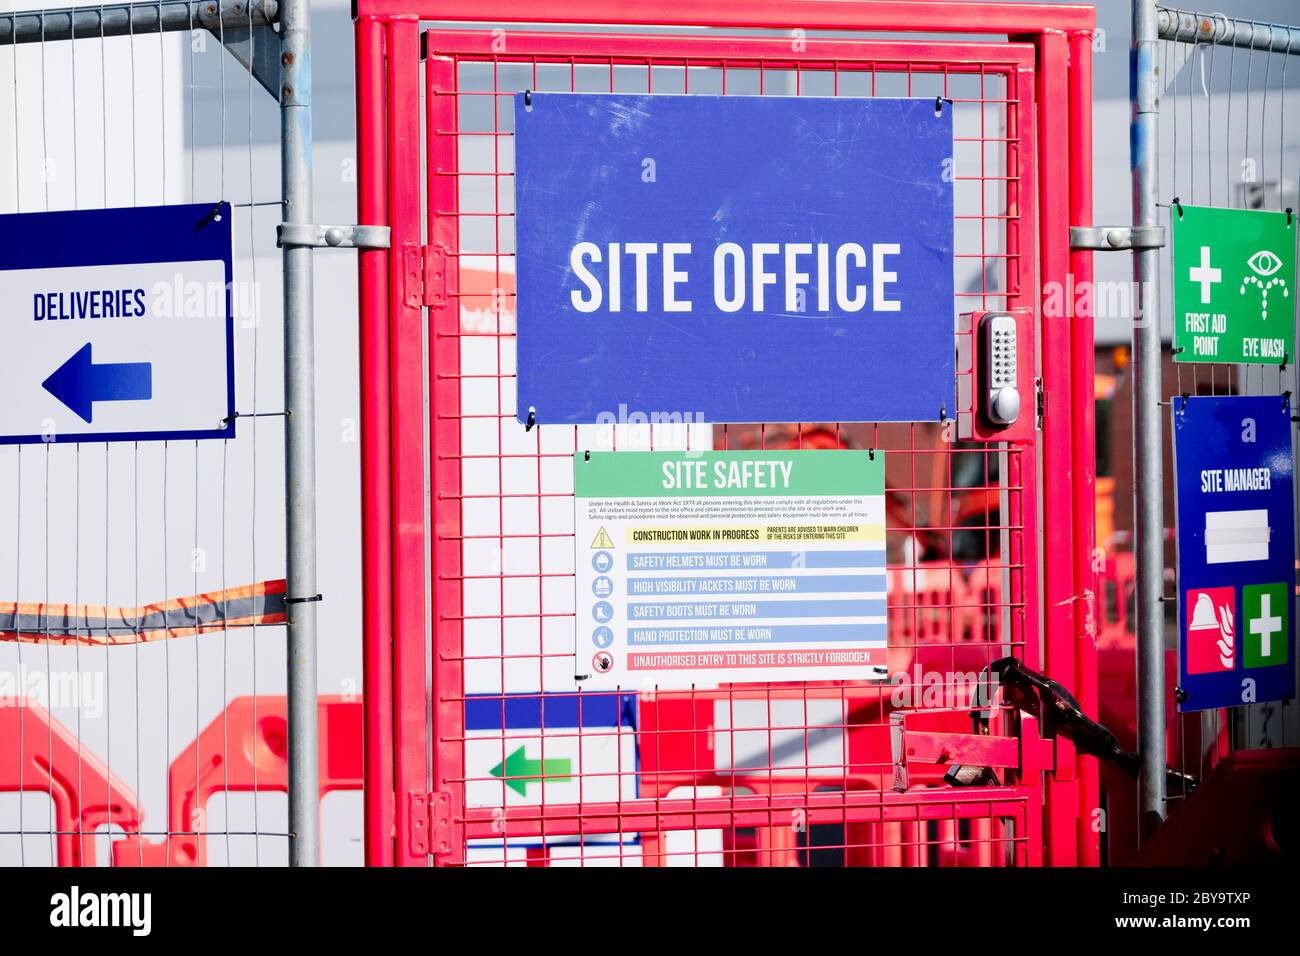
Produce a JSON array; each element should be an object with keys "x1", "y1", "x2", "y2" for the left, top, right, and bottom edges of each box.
[
  {"x1": 1154, "y1": 3, "x2": 1300, "y2": 804},
  {"x1": 0, "y1": 1, "x2": 296, "y2": 866}
]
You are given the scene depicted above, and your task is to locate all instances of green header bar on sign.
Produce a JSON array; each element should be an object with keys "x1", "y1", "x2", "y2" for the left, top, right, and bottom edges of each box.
[
  {"x1": 1172, "y1": 204, "x2": 1296, "y2": 365},
  {"x1": 574, "y1": 450, "x2": 883, "y2": 498}
]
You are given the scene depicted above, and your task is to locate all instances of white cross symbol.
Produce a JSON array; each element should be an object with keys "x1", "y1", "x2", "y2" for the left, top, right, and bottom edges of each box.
[
  {"x1": 1249, "y1": 592, "x2": 1282, "y2": 658},
  {"x1": 1189, "y1": 245, "x2": 1222, "y2": 303}
]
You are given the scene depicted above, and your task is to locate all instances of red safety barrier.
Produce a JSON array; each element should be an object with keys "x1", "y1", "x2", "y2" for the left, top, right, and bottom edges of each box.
[
  {"x1": 0, "y1": 699, "x2": 141, "y2": 866},
  {"x1": 1093, "y1": 549, "x2": 1231, "y2": 863},
  {"x1": 1095, "y1": 551, "x2": 1135, "y2": 650},
  {"x1": 1133, "y1": 748, "x2": 1299, "y2": 866},
  {"x1": 112, "y1": 696, "x2": 362, "y2": 866}
]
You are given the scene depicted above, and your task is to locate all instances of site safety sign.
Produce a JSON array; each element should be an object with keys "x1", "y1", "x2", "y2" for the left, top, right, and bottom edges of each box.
[
  {"x1": 574, "y1": 450, "x2": 888, "y2": 690},
  {"x1": 1172, "y1": 395, "x2": 1296, "y2": 712},
  {"x1": 0, "y1": 203, "x2": 235, "y2": 444},
  {"x1": 1172, "y1": 205, "x2": 1296, "y2": 365},
  {"x1": 514, "y1": 94, "x2": 956, "y2": 425}
]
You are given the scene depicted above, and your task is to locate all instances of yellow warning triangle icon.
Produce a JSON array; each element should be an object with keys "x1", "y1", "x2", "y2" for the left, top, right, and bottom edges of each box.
[{"x1": 590, "y1": 526, "x2": 615, "y2": 549}]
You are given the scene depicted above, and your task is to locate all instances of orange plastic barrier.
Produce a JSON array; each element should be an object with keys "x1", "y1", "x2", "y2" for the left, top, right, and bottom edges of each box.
[
  {"x1": 112, "y1": 695, "x2": 362, "y2": 866},
  {"x1": 0, "y1": 699, "x2": 142, "y2": 865}
]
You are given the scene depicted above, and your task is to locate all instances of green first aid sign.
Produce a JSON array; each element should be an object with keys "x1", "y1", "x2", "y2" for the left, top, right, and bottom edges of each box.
[
  {"x1": 1242, "y1": 582, "x2": 1290, "y2": 668},
  {"x1": 1173, "y1": 205, "x2": 1296, "y2": 365}
]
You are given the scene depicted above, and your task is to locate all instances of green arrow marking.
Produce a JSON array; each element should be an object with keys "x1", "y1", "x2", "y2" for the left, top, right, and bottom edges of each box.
[{"x1": 490, "y1": 745, "x2": 573, "y2": 796}]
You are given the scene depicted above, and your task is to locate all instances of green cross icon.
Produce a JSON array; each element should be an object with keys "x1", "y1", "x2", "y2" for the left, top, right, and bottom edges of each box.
[{"x1": 1242, "y1": 582, "x2": 1290, "y2": 668}]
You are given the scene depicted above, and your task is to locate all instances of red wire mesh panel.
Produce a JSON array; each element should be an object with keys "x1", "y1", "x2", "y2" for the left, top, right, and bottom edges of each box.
[{"x1": 422, "y1": 28, "x2": 1045, "y2": 867}]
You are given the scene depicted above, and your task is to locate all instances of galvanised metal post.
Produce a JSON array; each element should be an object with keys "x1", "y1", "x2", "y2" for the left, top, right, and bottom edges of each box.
[
  {"x1": 281, "y1": 0, "x2": 320, "y2": 866},
  {"x1": 1130, "y1": 0, "x2": 1166, "y2": 838}
]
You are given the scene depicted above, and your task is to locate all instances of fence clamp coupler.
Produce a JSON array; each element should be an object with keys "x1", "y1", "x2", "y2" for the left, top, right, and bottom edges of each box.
[
  {"x1": 277, "y1": 223, "x2": 392, "y2": 250},
  {"x1": 1069, "y1": 225, "x2": 1165, "y2": 252}
]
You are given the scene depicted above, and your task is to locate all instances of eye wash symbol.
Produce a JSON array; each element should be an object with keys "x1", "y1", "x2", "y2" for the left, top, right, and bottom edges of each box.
[{"x1": 1240, "y1": 249, "x2": 1288, "y2": 320}]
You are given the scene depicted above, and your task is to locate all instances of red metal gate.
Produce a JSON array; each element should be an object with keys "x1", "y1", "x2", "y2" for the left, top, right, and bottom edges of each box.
[{"x1": 355, "y1": 0, "x2": 1099, "y2": 866}]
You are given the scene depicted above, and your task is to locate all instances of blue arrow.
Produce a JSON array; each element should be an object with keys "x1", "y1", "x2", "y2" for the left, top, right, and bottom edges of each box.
[{"x1": 42, "y1": 343, "x2": 152, "y2": 424}]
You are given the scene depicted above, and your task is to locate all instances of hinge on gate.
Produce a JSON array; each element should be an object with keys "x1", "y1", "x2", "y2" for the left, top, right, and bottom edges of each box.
[
  {"x1": 403, "y1": 242, "x2": 449, "y2": 309},
  {"x1": 407, "y1": 789, "x2": 430, "y2": 857},
  {"x1": 407, "y1": 788, "x2": 454, "y2": 858},
  {"x1": 428, "y1": 790, "x2": 454, "y2": 859},
  {"x1": 1034, "y1": 376, "x2": 1045, "y2": 430}
]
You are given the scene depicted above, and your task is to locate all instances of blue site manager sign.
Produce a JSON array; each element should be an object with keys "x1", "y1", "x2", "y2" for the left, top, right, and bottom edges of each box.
[
  {"x1": 0, "y1": 202, "x2": 235, "y2": 444},
  {"x1": 1172, "y1": 395, "x2": 1296, "y2": 712},
  {"x1": 514, "y1": 93, "x2": 956, "y2": 425}
]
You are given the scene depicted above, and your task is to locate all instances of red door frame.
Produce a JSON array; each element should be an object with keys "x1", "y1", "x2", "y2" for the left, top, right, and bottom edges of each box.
[{"x1": 354, "y1": 0, "x2": 1097, "y2": 867}]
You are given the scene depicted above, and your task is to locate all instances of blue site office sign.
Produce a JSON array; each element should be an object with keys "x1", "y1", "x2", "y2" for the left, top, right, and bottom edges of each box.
[
  {"x1": 514, "y1": 93, "x2": 956, "y2": 425},
  {"x1": 1172, "y1": 395, "x2": 1296, "y2": 712},
  {"x1": 0, "y1": 202, "x2": 235, "y2": 444}
]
